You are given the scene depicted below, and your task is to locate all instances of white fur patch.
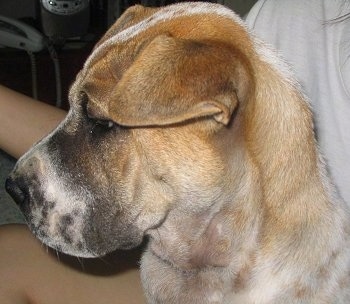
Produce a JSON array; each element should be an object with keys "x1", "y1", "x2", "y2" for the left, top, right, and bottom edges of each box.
[
  {"x1": 29, "y1": 148, "x2": 95, "y2": 257},
  {"x1": 19, "y1": 118, "x2": 96, "y2": 257}
]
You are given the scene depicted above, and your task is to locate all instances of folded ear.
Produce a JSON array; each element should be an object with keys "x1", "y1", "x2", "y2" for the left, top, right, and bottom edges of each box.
[
  {"x1": 107, "y1": 34, "x2": 252, "y2": 127},
  {"x1": 94, "y1": 5, "x2": 157, "y2": 48}
]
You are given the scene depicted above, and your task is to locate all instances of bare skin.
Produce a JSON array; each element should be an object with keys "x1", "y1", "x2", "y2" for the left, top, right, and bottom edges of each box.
[
  {"x1": 0, "y1": 85, "x2": 66, "y2": 158},
  {"x1": 0, "y1": 85, "x2": 145, "y2": 304}
]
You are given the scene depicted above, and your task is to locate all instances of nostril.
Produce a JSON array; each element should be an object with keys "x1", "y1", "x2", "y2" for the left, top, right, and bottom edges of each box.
[{"x1": 5, "y1": 177, "x2": 28, "y2": 208}]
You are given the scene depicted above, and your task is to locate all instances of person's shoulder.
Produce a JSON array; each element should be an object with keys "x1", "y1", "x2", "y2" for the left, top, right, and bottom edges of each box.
[
  {"x1": 246, "y1": 0, "x2": 318, "y2": 25},
  {"x1": 246, "y1": 0, "x2": 349, "y2": 26}
]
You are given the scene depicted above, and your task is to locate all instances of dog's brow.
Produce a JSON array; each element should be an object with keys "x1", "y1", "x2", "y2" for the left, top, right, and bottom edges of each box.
[
  {"x1": 79, "y1": 91, "x2": 88, "y2": 102},
  {"x1": 85, "y1": 100, "x2": 107, "y2": 121},
  {"x1": 85, "y1": 101, "x2": 96, "y2": 118}
]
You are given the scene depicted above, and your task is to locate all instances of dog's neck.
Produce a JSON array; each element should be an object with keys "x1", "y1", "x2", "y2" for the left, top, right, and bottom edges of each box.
[
  {"x1": 147, "y1": 131, "x2": 262, "y2": 274},
  {"x1": 148, "y1": 201, "x2": 260, "y2": 271}
]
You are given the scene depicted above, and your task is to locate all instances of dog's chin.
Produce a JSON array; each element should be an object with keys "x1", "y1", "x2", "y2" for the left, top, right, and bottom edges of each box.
[
  {"x1": 35, "y1": 234, "x2": 99, "y2": 258},
  {"x1": 53, "y1": 240, "x2": 143, "y2": 259},
  {"x1": 32, "y1": 229, "x2": 144, "y2": 258},
  {"x1": 26, "y1": 216, "x2": 144, "y2": 258}
]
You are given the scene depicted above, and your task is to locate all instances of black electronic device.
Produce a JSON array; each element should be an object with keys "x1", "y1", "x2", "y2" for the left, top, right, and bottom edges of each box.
[{"x1": 39, "y1": 0, "x2": 90, "y2": 38}]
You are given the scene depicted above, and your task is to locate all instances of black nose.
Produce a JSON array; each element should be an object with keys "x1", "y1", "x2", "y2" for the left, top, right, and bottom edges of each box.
[{"x1": 5, "y1": 177, "x2": 28, "y2": 208}]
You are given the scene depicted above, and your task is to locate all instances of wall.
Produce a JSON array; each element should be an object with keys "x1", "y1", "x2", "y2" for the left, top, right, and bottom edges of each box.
[{"x1": 0, "y1": 0, "x2": 36, "y2": 19}]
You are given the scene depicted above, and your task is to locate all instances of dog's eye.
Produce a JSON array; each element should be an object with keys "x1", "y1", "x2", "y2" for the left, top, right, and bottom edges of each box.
[
  {"x1": 89, "y1": 119, "x2": 115, "y2": 134},
  {"x1": 83, "y1": 101, "x2": 116, "y2": 134}
]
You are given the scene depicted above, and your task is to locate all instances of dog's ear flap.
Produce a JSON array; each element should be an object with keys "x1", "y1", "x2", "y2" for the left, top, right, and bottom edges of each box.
[
  {"x1": 108, "y1": 34, "x2": 251, "y2": 127},
  {"x1": 94, "y1": 5, "x2": 157, "y2": 48}
]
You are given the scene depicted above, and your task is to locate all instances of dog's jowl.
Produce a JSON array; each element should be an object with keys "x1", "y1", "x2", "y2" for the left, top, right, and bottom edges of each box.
[{"x1": 6, "y1": 2, "x2": 350, "y2": 303}]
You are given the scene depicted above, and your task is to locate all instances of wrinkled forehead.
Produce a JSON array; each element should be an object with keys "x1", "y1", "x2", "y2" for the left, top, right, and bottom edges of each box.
[
  {"x1": 68, "y1": 2, "x2": 248, "y2": 107},
  {"x1": 84, "y1": 2, "x2": 245, "y2": 68}
]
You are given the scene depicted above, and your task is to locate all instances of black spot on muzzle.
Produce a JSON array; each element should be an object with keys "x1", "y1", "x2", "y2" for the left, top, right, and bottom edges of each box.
[{"x1": 5, "y1": 176, "x2": 28, "y2": 209}]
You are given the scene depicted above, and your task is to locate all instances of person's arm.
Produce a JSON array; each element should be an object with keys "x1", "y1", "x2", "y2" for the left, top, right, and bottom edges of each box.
[
  {"x1": 0, "y1": 85, "x2": 66, "y2": 159},
  {"x1": 0, "y1": 225, "x2": 145, "y2": 304}
]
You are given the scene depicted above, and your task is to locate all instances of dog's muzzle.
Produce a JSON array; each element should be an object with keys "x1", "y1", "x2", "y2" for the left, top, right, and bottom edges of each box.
[
  {"x1": 5, "y1": 155, "x2": 43, "y2": 214},
  {"x1": 5, "y1": 150, "x2": 145, "y2": 258}
]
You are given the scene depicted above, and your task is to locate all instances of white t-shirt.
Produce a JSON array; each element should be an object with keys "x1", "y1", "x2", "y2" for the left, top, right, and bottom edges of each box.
[{"x1": 246, "y1": 0, "x2": 350, "y2": 205}]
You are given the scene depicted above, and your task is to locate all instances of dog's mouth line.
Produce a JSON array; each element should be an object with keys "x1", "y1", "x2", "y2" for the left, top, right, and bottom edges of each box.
[{"x1": 141, "y1": 208, "x2": 171, "y2": 236}]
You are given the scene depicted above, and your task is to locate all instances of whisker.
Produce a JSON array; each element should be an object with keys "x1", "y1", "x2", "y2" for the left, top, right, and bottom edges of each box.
[
  {"x1": 55, "y1": 250, "x2": 61, "y2": 262},
  {"x1": 76, "y1": 257, "x2": 85, "y2": 271},
  {"x1": 94, "y1": 254, "x2": 112, "y2": 266}
]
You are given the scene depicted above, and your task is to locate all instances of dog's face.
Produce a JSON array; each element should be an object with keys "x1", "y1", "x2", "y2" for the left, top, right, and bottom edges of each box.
[{"x1": 6, "y1": 3, "x2": 253, "y2": 258}]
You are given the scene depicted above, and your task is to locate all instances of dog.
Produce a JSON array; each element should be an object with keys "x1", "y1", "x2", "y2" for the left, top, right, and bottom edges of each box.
[{"x1": 6, "y1": 2, "x2": 350, "y2": 303}]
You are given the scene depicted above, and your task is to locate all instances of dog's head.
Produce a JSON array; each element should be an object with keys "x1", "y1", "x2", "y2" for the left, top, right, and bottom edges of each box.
[{"x1": 6, "y1": 3, "x2": 256, "y2": 257}]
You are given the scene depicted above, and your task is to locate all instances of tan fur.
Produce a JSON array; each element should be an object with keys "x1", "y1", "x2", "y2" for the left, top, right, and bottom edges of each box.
[{"x1": 8, "y1": 3, "x2": 350, "y2": 303}]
